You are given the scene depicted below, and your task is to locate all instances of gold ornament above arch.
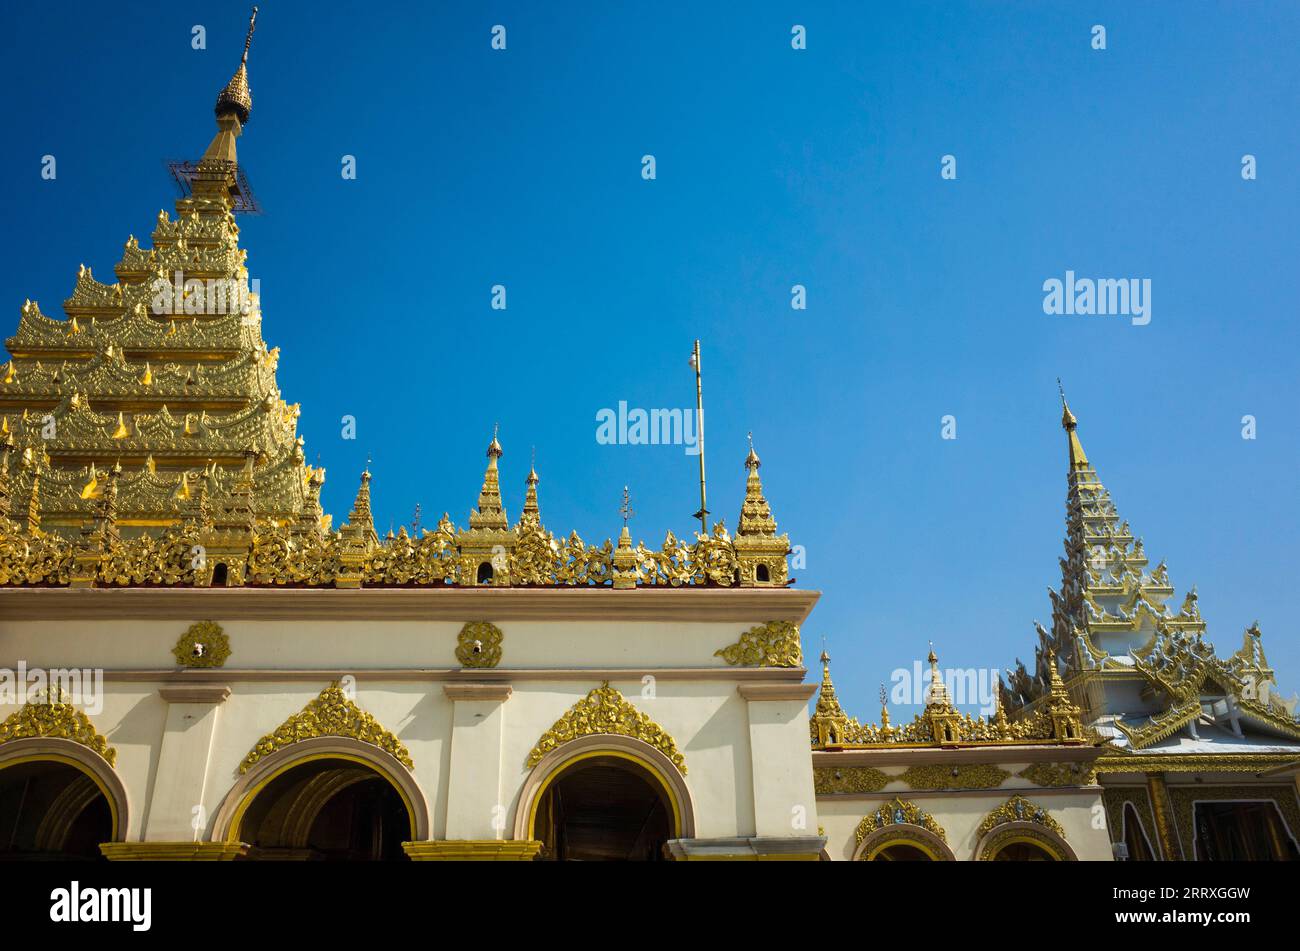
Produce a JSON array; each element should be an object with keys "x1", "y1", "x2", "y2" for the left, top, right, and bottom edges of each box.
[
  {"x1": 172, "y1": 619, "x2": 231, "y2": 668},
  {"x1": 239, "y1": 682, "x2": 412, "y2": 774},
  {"x1": 854, "y1": 797, "x2": 947, "y2": 844},
  {"x1": 976, "y1": 794, "x2": 1066, "y2": 840},
  {"x1": 525, "y1": 682, "x2": 686, "y2": 774},
  {"x1": 0, "y1": 691, "x2": 116, "y2": 766}
]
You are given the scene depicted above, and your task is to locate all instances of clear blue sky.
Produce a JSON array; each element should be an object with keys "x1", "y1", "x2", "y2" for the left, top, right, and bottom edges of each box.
[{"x1": 3, "y1": 2, "x2": 1297, "y2": 718}]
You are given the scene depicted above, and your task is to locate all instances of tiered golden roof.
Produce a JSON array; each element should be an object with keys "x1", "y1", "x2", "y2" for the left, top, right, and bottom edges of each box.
[
  {"x1": 999, "y1": 389, "x2": 1300, "y2": 749},
  {"x1": 0, "y1": 14, "x2": 792, "y2": 592}
]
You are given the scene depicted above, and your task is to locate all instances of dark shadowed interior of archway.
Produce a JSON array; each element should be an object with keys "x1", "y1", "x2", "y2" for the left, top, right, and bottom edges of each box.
[
  {"x1": 871, "y1": 842, "x2": 932, "y2": 861},
  {"x1": 0, "y1": 761, "x2": 112, "y2": 860},
  {"x1": 535, "y1": 755, "x2": 671, "y2": 861},
  {"x1": 238, "y1": 758, "x2": 410, "y2": 861},
  {"x1": 991, "y1": 840, "x2": 1058, "y2": 861}
]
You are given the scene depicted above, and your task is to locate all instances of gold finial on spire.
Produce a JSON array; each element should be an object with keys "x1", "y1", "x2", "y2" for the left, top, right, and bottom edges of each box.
[
  {"x1": 620, "y1": 485, "x2": 634, "y2": 528},
  {"x1": 745, "y1": 431, "x2": 760, "y2": 470},
  {"x1": 242, "y1": 6, "x2": 259, "y2": 64},
  {"x1": 488, "y1": 423, "x2": 503, "y2": 459},
  {"x1": 1057, "y1": 379, "x2": 1089, "y2": 469},
  {"x1": 214, "y1": 7, "x2": 258, "y2": 125}
]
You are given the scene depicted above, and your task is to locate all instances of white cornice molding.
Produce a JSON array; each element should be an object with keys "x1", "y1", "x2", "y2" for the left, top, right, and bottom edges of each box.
[{"x1": 0, "y1": 586, "x2": 821, "y2": 623}]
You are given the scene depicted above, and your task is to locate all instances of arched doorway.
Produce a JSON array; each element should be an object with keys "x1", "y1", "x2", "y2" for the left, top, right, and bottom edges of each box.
[
  {"x1": 533, "y1": 754, "x2": 673, "y2": 861},
  {"x1": 988, "y1": 840, "x2": 1059, "y2": 861},
  {"x1": 871, "y1": 843, "x2": 933, "y2": 861},
  {"x1": 225, "y1": 755, "x2": 415, "y2": 861},
  {"x1": 0, "y1": 759, "x2": 113, "y2": 860},
  {"x1": 854, "y1": 824, "x2": 955, "y2": 861},
  {"x1": 978, "y1": 824, "x2": 1075, "y2": 861}
]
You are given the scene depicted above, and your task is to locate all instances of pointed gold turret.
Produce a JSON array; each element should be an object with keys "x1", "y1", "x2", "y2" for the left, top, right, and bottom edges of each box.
[
  {"x1": 344, "y1": 468, "x2": 378, "y2": 547},
  {"x1": 518, "y1": 457, "x2": 541, "y2": 529},
  {"x1": 810, "y1": 649, "x2": 852, "y2": 746},
  {"x1": 1058, "y1": 379, "x2": 1089, "y2": 470},
  {"x1": 734, "y1": 433, "x2": 790, "y2": 586},
  {"x1": 469, "y1": 426, "x2": 509, "y2": 531}
]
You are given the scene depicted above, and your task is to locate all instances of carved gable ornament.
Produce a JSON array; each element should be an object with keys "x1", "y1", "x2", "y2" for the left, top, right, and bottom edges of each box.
[
  {"x1": 855, "y1": 797, "x2": 947, "y2": 844},
  {"x1": 526, "y1": 682, "x2": 686, "y2": 774},
  {"x1": 0, "y1": 690, "x2": 116, "y2": 765},
  {"x1": 239, "y1": 682, "x2": 413, "y2": 774}
]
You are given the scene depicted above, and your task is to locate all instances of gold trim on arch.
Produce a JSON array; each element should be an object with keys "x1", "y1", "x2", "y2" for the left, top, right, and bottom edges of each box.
[
  {"x1": 0, "y1": 752, "x2": 121, "y2": 841},
  {"x1": 224, "y1": 751, "x2": 418, "y2": 846},
  {"x1": 858, "y1": 827, "x2": 953, "y2": 861},
  {"x1": 524, "y1": 748, "x2": 685, "y2": 841},
  {"x1": 978, "y1": 824, "x2": 1073, "y2": 861}
]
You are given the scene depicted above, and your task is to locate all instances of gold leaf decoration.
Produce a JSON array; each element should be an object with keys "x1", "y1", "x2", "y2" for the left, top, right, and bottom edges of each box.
[
  {"x1": 525, "y1": 682, "x2": 686, "y2": 774},
  {"x1": 172, "y1": 619, "x2": 231, "y2": 668},
  {"x1": 813, "y1": 766, "x2": 890, "y2": 795},
  {"x1": 900, "y1": 763, "x2": 1009, "y2": 790},
  {"x1": 1018, "y1": 762, "x2": 1088, "y2": 787},
  {"x1": 854, "y1": 797, "x2": 947, "y2": 844},
  {"x1": 976, "y1": 794, "x2": 1065, "y2": 839},
  {"x1": 239, "y1": 682, "x2": 412, "y2": 774},
  {"x1": 455, "y1": 620, "x2": 503, "y2": 668},
  {"x1": 714, "y1": 620, "x2": 802, "y2": 668},
  {"x1": 0, "y1": 691, "x2": 116, "y2": 765}
]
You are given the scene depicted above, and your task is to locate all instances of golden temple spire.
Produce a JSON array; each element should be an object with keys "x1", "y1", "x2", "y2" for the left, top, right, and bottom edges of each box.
[
  {"x1": 345, "y1": 467, "x2": 378, "y2": 546},
  {"x1": 202, "y1": 7, "x2": 259, "y2": 166},
  {"x1": 810, "y1": 646, "x2": 852, "y2": 746},
  {"x1": 469, "y1": 427, "x2": 509, "y2": 530},
  {"x1": 736, "y1": 432, "x2": 777, "y2": 536},
  {"x1": 518, "y1": 453, "x2": 541, "y2": 529},
  {"x1": 1058, "y1": 379, "x2": 1089, "y2": 470}
]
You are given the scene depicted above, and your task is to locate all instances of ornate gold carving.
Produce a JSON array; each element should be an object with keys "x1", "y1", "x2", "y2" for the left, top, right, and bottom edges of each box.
[
  {"x1": 172, "y1": 619, "x2": 230, "y2": 667},
  {"x1": 715, "y1": 620, "x2": 802, "y2": 668},
  {"x1": 976, "y1": 794, "x2": 1065, "y2": 840},
  {"x1": 0, "y1": 690, "x2": 116, "y2": 765},
  {"x1": 854, "y1": 797, "x2": 946, "y2": 844},
  {"x1": 525, "y1": 682, "x2": 685, "y2": 774},
  {"x1": 900, "y1": 763, "x2": 1010, "y2": 791},
  {"x1": 813, "y1": 766, "x2": 890, "y2": 795},
  {"x1": 456, "y1": 620, "x2": 503, "y2": 668},
  {"x1": 239, "y1": 682, "x2": 412, "y2": 773},
  {"x1": 1095, "y1": 752, "x2": 1300, "y2": 774},
  {"x1": 1018, "y1": 762, "x2": 1092, "y2": 787}
]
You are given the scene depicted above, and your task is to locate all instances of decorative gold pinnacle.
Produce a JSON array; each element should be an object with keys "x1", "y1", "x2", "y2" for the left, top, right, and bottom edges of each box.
[{"x1": 215, "y1": 6, "x2": 258, "y2": 125}]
